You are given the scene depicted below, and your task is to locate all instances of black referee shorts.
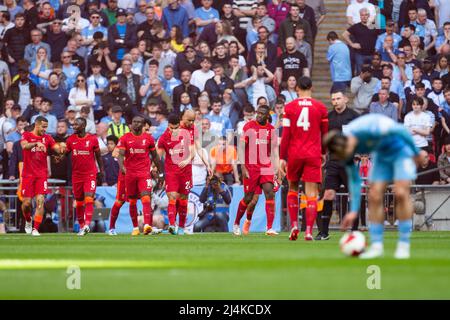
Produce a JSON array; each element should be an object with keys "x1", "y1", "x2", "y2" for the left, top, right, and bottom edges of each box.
[{"x1": 324, "y1": 160, "x2": 348, "y2": 191}]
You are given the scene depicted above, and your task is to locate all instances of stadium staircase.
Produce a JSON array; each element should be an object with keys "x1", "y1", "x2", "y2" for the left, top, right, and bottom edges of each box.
[{"x1": 312, "y1": 0, "x2": 349, "y2": 107}]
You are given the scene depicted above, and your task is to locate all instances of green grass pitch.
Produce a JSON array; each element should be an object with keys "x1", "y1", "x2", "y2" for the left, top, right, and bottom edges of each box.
[{"x1": 1, "y1": 231, "x2": 449, "y2": 299}]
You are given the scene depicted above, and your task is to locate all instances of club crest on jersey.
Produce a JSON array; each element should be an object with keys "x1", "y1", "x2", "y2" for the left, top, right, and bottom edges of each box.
[
  {"x1": 86, "y1": 141, "x2": 90, "y2": 147},
  {"x1": 142, "y1": 139, "x2": 146, "y2": 146}
]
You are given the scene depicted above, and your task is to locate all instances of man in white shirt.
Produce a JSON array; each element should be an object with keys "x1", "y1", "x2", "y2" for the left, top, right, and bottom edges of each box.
[
  {"x1": 404, "y1": 97, "x2": 432, "y2": 150},
  {"x1": 0, "y1": 11, "x2": 14, "y2": 40},
  {"x1": 346, "y1": 0, "x2": 376, "y2": 26},
  {"x1": 190, "y1": 57, "x2": 214, "y2": 91}
]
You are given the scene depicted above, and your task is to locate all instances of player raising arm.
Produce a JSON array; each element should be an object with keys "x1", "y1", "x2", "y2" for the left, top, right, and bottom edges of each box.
[
  {"x1": 324, "y1": 114, "x2": 423, "y2": 259},
  {"x1": 234, "y1": 105, "x2": 280, "y2": 236},
  {"x1": 279, "y1": 76, "x2": 329, "y2": 241},
  {"x1": 62, "y1": 118, "x2": 105, "y2": 236},
  {"x1": 20, "y1": 116, "x2": 65, "y2": 236},
  {"x1": 117, "y1": 116, "x2": 164, "y2": 236}
]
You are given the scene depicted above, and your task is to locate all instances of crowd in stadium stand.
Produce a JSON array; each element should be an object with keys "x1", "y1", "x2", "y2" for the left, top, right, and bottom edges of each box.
[{"x1": 0, "y1": 0, "x2": 449, "y2": 195}]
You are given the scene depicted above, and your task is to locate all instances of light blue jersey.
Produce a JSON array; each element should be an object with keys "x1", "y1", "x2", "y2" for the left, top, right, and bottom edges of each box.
[{"x1": 344, "y1": 114, "x2": 420, "y2": 213}]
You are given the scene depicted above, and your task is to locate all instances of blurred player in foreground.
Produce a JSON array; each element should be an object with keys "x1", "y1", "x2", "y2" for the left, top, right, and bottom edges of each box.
[
  {"x1": 279, "y1": 77, "x2": 329, "y2": 241},
  {"x1": 324, "y1": 114, "x2": 423, "y2": 259},
  {"x1": 234, "y1": 105, "x2": 279, "y2": 236},
  {"x1": 20, "y1": 116, "x2": 65, "y2": 236}
]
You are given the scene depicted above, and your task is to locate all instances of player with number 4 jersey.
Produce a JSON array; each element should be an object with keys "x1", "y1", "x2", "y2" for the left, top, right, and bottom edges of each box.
[{"x1": 279, "y1": 77, "x2": 329, "y2": 241}]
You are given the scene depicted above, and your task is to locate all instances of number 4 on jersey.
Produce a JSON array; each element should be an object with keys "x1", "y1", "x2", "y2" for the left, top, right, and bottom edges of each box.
[{"x1": 296, "y1": 107, "x2": 310, "y2": 131}]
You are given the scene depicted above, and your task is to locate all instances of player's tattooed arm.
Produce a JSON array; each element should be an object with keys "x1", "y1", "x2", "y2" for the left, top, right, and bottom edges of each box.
[{"x1": 118, "y1": 148, "x2": 126, "y2": 175}]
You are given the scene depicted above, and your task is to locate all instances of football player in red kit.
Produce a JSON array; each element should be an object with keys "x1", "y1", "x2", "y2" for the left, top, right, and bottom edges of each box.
[
  {"x1": 63, "y1": 118, "x2": 105, "y2": 236},
  {"x1": 20, "y1": 116, "x2": 65, "y2": 236},
  {"x1": 157, "y1": 110, "x2": 211, "y2": 235},
  {"x1": 279, "y1": 77, "x2": 329, "y2": 241},
  {"x1": 117, "y1": 116, "x2": 164, "y2": 235},
  {"x1": 234, "y1": 105, "x2": 280, "y2": 236}
]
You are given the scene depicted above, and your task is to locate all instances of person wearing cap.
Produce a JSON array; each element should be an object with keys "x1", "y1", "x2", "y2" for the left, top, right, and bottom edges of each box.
[
  {"x1": 350, "y1": 65, "x2": 380, "y2": 114},
  {"x1": 86, "y1": 0, "x2": 109, "y2": 27},
  {"x1": 107, "y1": 7, "x2": 137, "y2": 61},
  {"x1": 102, "y1": 75, "x2": 136, "y2": 123},
  {"x1": 44, "y1": 19, "x2": 70, "y2": 64},
  {"x1": 6, "y1": 63, "x2": 39, "y2": 112},
  {"x1": 375, "y1": 19, "x2": 403, "y2": 53},
  {"x1": 107, "y1": 105, "x2": 130, "y2": 138}
]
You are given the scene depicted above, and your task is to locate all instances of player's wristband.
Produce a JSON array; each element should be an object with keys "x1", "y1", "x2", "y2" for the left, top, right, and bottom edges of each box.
[{"x1": 158, "y1": 173, "x2": 164, "y2": 178}]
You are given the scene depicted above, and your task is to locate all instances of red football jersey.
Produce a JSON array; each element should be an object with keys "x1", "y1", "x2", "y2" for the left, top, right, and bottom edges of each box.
[
  {"x1": 241, "y1": 120, "x2": 276, "y2": 171},
  {"x1": 66, "y1": 134, "x2": 99, "y2": 182},
  {"x1": 280, "y1": 97, "x2": 329, "y2": 160},
  {"x1": 180, "y1": 123, "x2": 197, "y2": 146},
  {"x1": 158, "y1": 128, "x2": 192, "y2": 173},
  {"x1": 21, "y1": 131, "x2": 56, "y2": 178},
  {"x1": 117, "y1": 132, "x2": 156, "y2": 177}
]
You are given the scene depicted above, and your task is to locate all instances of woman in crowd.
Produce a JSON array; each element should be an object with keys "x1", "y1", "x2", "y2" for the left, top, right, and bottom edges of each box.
[
  {"x1": 68, "y1": 73, "x2": 95, "y2": 121},
  {"x1": 280, "y1": 76, "x2": 299, "y2": 103},
  {"x1": 30, "y1": 47, "x2": 52, "y2": 89}
]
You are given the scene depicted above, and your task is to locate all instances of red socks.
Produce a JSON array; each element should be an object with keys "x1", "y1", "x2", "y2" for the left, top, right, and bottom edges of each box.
[
  {"x1": 141, "y1": 195, "x2": 152, "y2": 226},
  {"x1": 22, "y1": 205, "x2": 32, "y2": 223},
  {"x1": 129, "y1": 199, "x2": 138, "y2": 228},
  {"x1": 265, "y1": 199, "x2": 275, "y2": 230},
  {"x1": 246, "y1": 204, "x2": 255, "y2": 221},
  {"x1": 178, "y1": 199, "x2": 188, "y2": 228},
  {"x1": 287, "y1": 191, "x2": 299, "y2": 229},
  {"x1": 305, "y1": 197, "x2": 318, "y2": 235},
  {"x1": 75, "y1": 201, "x2": 85, "y2": 228},
  {"x1": 168, "y1": 199, "x2": 177, "y2": 225},
  {"x1": 84, "y1": 197, "x2": 94, "y2": 227},
  {"x1": 235, "y1": 199, "x2": 248, "y2": 225},
  {"x1": 109, "y1": 201, "x2": 122, "y2": 229},
  {"x1": 33, "y1": 214, "x2": 43, "y2": 231}
]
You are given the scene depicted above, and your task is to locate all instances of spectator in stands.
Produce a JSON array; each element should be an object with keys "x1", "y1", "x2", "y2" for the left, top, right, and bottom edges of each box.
[
  {"x1": 416, "y1": 150, "x2": 441, "y2": 185},
  {"x1": 107, "y1": 105, "x2": 130, "y2": 138},
  {"x1": 86, "y1": 62, "x2": 108, "y2": 119},
  {"x1": 267, "y1": 0, "x2": 290, "y2": 45},
  {"x1": 81, "y1": 10, "x2": 108, "y2": 50},
  {"x1": 24, "y1": 29, "x2": 51, "y2": 63},
  {"x1": 43, "y1": 19, "x2": 69, "y2": 64},
  {"x1": 205, "y1": 97, "x2": 232, "y2": 137},
  {"x1": 174, "y1": 45, "x2": 202, "y2": 78},
  {"x1": 3, "y1": 13, "x2": 30, "y2": 75},
  {"x1": 200, "y1": 117, "x2": 215, "y2": 152},
  {"x1": 194, "y1": 174, "x2": 232, "y2": 232},
  {"x1": 7, "y1": 63, "x2": 39, "y2": 113},
  {"x1": 204, "y1": 63, "x2": 234, "y2": 101},
  {"x1": 146, "y1": 78, "x2": 173, "y2": 113},
  {"x1": 194, "y1": 0, "x2": 220, "y2": 35},
  {"x1": 117, "y1": 58, "x2": 141, "y2": 108},
  {"x1": 221, "y1": 88, "x2": 242, "y2": 129},
  {"x1": 327, "y1": 31, "x2": 352, "y2": 93},
  {"x1": 296, "y1": 0, "x2": 317, "y2": 39},
  {"x1": 351, "y1": 65, "x2": 379, "y2": 114},
  {"x1": 281, "y1": 76, "x2": 299, "y2": 103},
  {"x1": 248, "y1": 31, "x2": 277, "y2": 73},
  {"x1": 191, "y1": 56, "x2": 214, "y2": 92},
  {"x1": 210, "y1": 135, "x2": 240, "y2": 186},
  {"x1": 278, "y1": 4, "x2": 313, "y2": 51},
  {"x1": 369, "y1": 88, "x2": 399, "y2": 121},
  {"x1": 60, "y1": 51, "x2": 80, "y2": 90},
  {"x1": 372, "y1": 76, "x2": 401, "y2": 112},
  {"x1": 438, "y1": 138, "x2": 450, "y2": 184},
  {"x1": 276, "y1": 37, "x2": 309, "y2": 85},
  {"x1": 102, "y1": 76, "x2": 135, "y2": 123},
  {"x1": 435, "y1": 54, "x2": 449, "y2": 78},
  {"x1": 150, "y1": 108, "x2": 169, "y2": 141},
  {"x1": 0, "y1": 11, "x2": 14, "y2": 39},
  {"x1": 29, "y1": 46, "x2": 52, "y2": 89},
  {"x1": 247, "y1": 3, "x2": 275, "y2": 42},
  {"x1": 42, "y1": 72, "x2": 68, "y2": 121},
  {"x1": 233, "y1": 0, "x2": 258, "y2": 42},
  {"x1": 346, "y1": 0, "x2": 377, "y2": 26},
  {"x1": 172, "y1": 69, "x2": 201, "y2": 113},
  {"x1": 22, "y1": 95, "x2": 41, "y2": 122},
  {"x1": 436, "y1": 21, "x2": 450, "y2": 54},
  {"x1": 375, "y1": 19, "x2": 402, "y2": 52},
  {"x1": 398, "y1": 0, "x2": 433, "y2": 30},
  {"x1": 162, "y1": 0, "x2": 190, "y2": 38},
  {"x1": 101, "y1": 135, "x2": 119, "y2": 186},
  {"x1": 294, "y1": 26, "x2": 313, "y2": 70},
  {"x1": 107, "y1": 8, "x2": 136, "y2": 62},
  {"x1": 343, "y1": 7, "x2": 381, "y2": 74},
  {"x1": 5, "y1": 116, "x2": 27, "y2": 155},
  {"x1": 404, "y1": 97, "x2": 432, "y2": 151},
  {"x1": 405, "y1": 67, "x2": 432, "y2": 98},
  {"x1": 137, "y1": 6, "x2": 156, "y2": 40},
  {"x1": 31, "y1": 98, "x2": 57, "y2": 135},
  {"x1": 416, "y1": 8, "x2": 437, "y2": 52},
  {"x1": 68, "y1": 73, "x2": 95, "y2": 120},
  {"x1": 49, "y1": 119, "x2": 71, "y2": 184},
  {"x1": 134, "y1": 1, "x2": 148, "y2": 25},
  {"x1": 96, "y1": 121, "x2": 109, "y2": 155},
  {"x1": 428, "y1": 77, "x2": 445, "y2": 109}
]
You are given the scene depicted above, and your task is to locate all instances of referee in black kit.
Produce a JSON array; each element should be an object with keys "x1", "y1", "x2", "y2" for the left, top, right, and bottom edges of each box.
[{"x1": 315, "y1": 90, "x2": 359, "y2": 240}]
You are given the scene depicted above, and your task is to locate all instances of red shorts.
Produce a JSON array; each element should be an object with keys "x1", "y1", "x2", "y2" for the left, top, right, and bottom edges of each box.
[
  {"x1": 125, "y1": 175, "x2": 152, "y2": 198},
  {"x1": 21, "y1": 176, "x2": 48, "y2": 198},
  {"x1": 116, "y1": 173, "x2": 127, "y2": 202},
  {"x1": 165, "y1": 170, "x2": 192, "y2": 195},
  {"x1": 287, "y1": 157, "x2": 322, "y2": 183},
  {"x1": 243, "y1": 169, "x2": 274, "y2": 194},
  {"x1": 72, "y1": 176, "x2": 97, "y2": 200}
]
